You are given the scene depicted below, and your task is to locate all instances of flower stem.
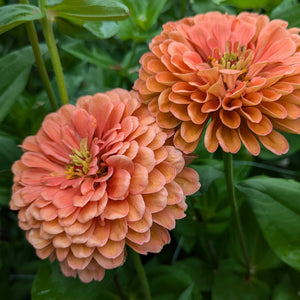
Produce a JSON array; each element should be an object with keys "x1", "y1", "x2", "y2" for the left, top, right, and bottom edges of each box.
[
  {"x1": 130, "y1": 249, "x2": 152, "y2": 300},
  {"x1": 19, "y1": 0, "x2": 57, "y2": 111},
  {"x1": 223, "y1": 152, "x2": 250, "y2": 272},
  {"x1": 39, "y1": 0, "x2": 69, "y2": 105}
]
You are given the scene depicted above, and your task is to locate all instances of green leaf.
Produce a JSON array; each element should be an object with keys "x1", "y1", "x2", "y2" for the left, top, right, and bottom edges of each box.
[
  {"x1": 146, "y1": 265, "x2": 201, "y2": 300},
  {"x1": 83, "y1": 21, "x2": 119, "y2": 39},
  {"x1": 0, "y1": 136, "x2": 21, "y2": 170},
  {"x1": 56, "y1": 17, "x2": 119, "y2": 39},
  {"x1": 236, "y1": 177, "x2": 300, "y2": 271},
  {"x1": 271, "y1": 0, "x2": 300, "y2": 27},
  {"x1": 0, "y1": 186, "x2": 11, "y2": 206},
  {"x1": 213, "y1": 0, "x2": 282, "y2": 10},
  {"x1": 0, "y1": 136, "x2": 22, "y2": 206},
  {"x1": 32, "y1": 260, "x2": 120, "y2": 300},
  {"x1": 0, "y1": 68, "x2": 31, "y2": 124},
  {"x1": 49, "y1": 0, "x2": 129, "y2": 24},
  {"x1": 174, "y1": 257, "x2": 213, "y2": 292},
  {"x1": 212, "y1": 260, "x2": 270, "y2": 300},
  {"x1": 145, "y1": 0, "x2": 168, "y2": 30},
  {"x1": 0, "y1": 46, "x2": 44, "y2": 123},
  {"x1": 190, "y1": 159, "x2": 223, "y2": 195},
  {"x1": 272, "y1": 274, "x2": 300, "y2": 300},
  {"x1": 230, "y1": 204, "x2": 282, "y2": 271},
  {"x1": 55, "y1": 17, "x2": 99, "y2": 40},
  {"x1": 60, "y1": 39, "x2": 118, "y2": 70},
  {"x1": 192, "y1": 0, "x2": 235, "y2": 14},
  {"x1": 0, "y1": 4, "x2": 43, "y2": 35},
  {"x1": 178, "y1": 284, "x2": 196, "y2": 300}
]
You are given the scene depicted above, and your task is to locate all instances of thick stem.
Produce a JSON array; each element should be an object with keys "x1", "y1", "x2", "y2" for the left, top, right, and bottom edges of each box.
[
  {"x1": 39, "y1": 0, "x2": 69, "y2": 105},
  {"x1": 130, "y1": 249, "x2": 152, "y2": 300},
  {"x1": 20, "y1": 0, "x2": 57, "y2": 111},
  {"x1": 223, "y1": 152, "x2": 251, "y2": 272}
]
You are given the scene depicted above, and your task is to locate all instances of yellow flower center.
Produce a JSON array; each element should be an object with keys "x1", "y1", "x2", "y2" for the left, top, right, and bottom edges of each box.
[
  {"x1": 209, "y1": 41, "x2": 253, "y2": 73},
  {"x1": 65, "y1": 138, "x2": 92, "y2": 179}
]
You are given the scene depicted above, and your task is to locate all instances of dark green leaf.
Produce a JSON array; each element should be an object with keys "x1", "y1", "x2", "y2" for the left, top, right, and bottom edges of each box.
[
  {"x1": 55, "y1": 17, "x2": 99, "y2": 40},
  {"x1": 190, "y1": 159, "x2": 223, "y2": 195},
  {"x1": 178, "y1": 284, "x2": 196, "y2": 300},
  {"x1": 229, "y1": 204, "x2": 282, "y2": 271},
  {"x1": 0, "y1": 46, "x2": 46, "y2": 123},
  {"x1": 271, "y1": 1, "x2": 300, "y2": 27},
  {"x1": 0, "y1": 136, "x2": 21, "y2": 170},
  {"x1": 60, "y1": 39, "x2": 118, "y2": 70},
  {"x1": 237, "y1": 177, "x2": 300, "y2": 271},
  {"x1": 0, "y1": 68, "x2": 31, "y2": 124},
  {"x1": 212, "y1": 260, "x2": 270, "y2": 300},
  {"x1": 0, "y1": 186, "x2": 11, "y2": 206},
  {"x1": 0, "y1": 4, "x2": 43, "y2": 35},
  {"x1": 147, "y1": 265, "x2": 201, "y2": 300},
  {"x1": 49, "y1": 0, "x2": 129, "y2": 24},
  {"x1": 174, "y1": 257, "x2": 213, "y2": 292},
  {"x1": 32, "y1": 260, "x2": 120, "y2": 300},
  {"x1": 272, "y1": 274, "x2": 300, "y2": 300}
]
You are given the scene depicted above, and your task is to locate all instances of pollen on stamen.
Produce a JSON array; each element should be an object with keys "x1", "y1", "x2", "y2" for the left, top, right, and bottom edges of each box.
[{"x1": 65, "y1": 138, "x2": 92, "y2": 179}]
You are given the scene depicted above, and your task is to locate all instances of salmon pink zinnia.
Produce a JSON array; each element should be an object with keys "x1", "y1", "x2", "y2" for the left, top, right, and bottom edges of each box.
[
  {"x1": 10, "y1": 89, "x2": 200, "y2": 283},
  {"x1": 134, "y1": 12, "x2": 300, "y2": 155}
]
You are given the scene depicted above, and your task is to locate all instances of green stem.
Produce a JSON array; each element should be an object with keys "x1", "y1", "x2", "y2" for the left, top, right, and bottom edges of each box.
[
  {"x1": 39, "y1": 0, "x2": 69, "y2": 105},
  {"x1": 223, "y1": 152, "x2": 251, "y2": 272},
  {"x1": 130, "y1": 249, "x2": 152, "y2": 300},
  {"x1": 20, "y1": 0, "x2": 57, "y2": 111}
]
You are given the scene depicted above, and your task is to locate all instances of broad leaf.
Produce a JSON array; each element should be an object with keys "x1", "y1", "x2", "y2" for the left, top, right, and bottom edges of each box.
[
  {"x1": 0, "y1": 4, "x2": 43, "y2": 35},
  {"x1": 213, "y1": 0, "x2": 282, "y2": 10},
  {"x1": 145, "y1": 0, "x2": 168, "y2": 30},
  {"x1": 56, "y1": 18, "x2": 120, "y2": 39},
  {"x1": 146, "y1": 265, "x2": 202, "y2": 300},
  {"x1": 192, "y1": 0, "x2": 235, "y2": 14},
  {"x1": 228, "y1": 204, "x2": 282, "y2": 274},
  {"x1": 0, "y1": 136, "x2": 22, "y2": 206},
  {"x1": 190, "y1": 159, "x2": 223, "y2": 195},
  {"x1": 271, "y1": 1, "x2": 300, "y2": 27},
  {"x1": 174, "y1": 257, "x2": 213, "y2": 292},
  {"x1": 49, "y1": 0, "x2": 129, "y2": 24},
  {"x1": 60, "y1": 39, "x2": 118, "y2": 70},
  {"x1": 0, "y1": 186, "x2": 11, "y2": 206},
  {"x1": 237, "y1": 177, "x2": 300, "y2": 271},
  {"x1": 272, "y1": 274, "x2": 300, "y2": 300},
  {"x1": 32, "y1": 260, "x2": 120, "y2": 300},
  {"x1": 178, "y1": 284, "x2": 196, "y2": 300},
  {"x1": 0, "y1": 46, "x2": 43, "y2": 123},
  {"x1": 212, "y1": 260, "x2": 270, "y2": 300},
  {"x1": 0, "y1": 69, "x2": 31, "y2": 124},
  {"x1": 0, "y1": 136, "x2": 22, "y2": 171},
  {"x1": 83, "y1": 21, "x2": 119, "y2": 39}
]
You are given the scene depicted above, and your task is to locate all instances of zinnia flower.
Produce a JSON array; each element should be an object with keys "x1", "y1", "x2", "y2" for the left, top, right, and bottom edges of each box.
[
  {"x1": 134, "y1": 12, "x2": 300, "y2": 155},
  {"x1": 10, "y1": 89, "x2": 200, "y2": 283}
]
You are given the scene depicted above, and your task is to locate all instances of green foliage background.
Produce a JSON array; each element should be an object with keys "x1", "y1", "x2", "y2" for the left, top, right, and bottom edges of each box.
[{"x1": 1, "y1": 0, "x2": 300, "y2": 299}]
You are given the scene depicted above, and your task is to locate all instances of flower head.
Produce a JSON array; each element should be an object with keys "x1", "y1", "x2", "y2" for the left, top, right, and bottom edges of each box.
[
  {"x1": 10, "y1": 89, "x2": 200, "y2": 283},
  {"x1": 134, "y1": 12, "x2": 300, "y2": 155}
]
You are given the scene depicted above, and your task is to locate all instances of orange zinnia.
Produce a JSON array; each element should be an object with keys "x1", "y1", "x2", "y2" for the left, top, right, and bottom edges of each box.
[
  {"x1": 134, "y1": 12, "x2": 300, "y2": 155},
  {"x1": 10, "y1": 89, "x2": 200, "y2": 283}
]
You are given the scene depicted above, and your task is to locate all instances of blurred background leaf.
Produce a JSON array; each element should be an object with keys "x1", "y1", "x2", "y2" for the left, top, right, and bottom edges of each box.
[{"x1": 0, "y1": 4, "x2": 43, "y2": 34}]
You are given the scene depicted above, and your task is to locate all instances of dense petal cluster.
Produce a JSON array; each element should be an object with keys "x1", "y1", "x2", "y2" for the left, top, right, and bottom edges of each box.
[
  {"x1": 134, "y1": 12, "x2": 300, "y2": 155},
  {"x1": 10, "y1": 89, "x2": 200, "y2": 283}
]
